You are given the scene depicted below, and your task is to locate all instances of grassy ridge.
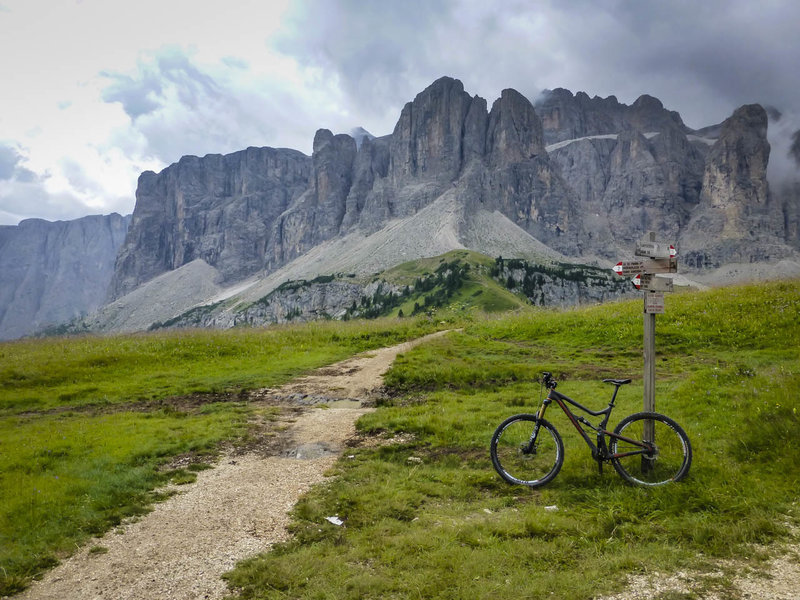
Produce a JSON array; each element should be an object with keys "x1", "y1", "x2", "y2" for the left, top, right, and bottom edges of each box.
[
  {"x1": 225, "y1": 280, "x2": 800, "y2": 599},
  {"x1": 0, "y1": 318, "x2": 442, "y2": 595},
  {"x1": 375, "y1": 250, "x2": 527, "y2": 318}
]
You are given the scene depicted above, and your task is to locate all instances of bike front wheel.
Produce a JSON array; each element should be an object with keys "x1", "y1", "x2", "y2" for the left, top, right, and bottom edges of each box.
[
  {"x1": 490, "y1": 414, "x2": 564, "y2": 487},
  {"x1": 610, "y1": 412, "x2": 692, "y2": 486}
]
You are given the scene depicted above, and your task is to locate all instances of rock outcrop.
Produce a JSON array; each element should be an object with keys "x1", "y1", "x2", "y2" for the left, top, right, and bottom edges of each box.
[
  {"x1": 0, "y1": 213, "x2": 130, "y2": 339},
  {"x1": 109, "y1": 147, "x2": 312, "y2": 300},
  {"x1": 263, "y1": 130, "x2": 357, "y2": 270},
  {"x1": 535, "y1": 88, "x2": 688, "y2": 145},
  {"x1": 680, "y1": 104, "x2": 791, "y2": 267}
]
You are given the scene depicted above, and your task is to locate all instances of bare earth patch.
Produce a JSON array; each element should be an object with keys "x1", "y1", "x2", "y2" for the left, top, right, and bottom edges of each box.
[
  {"x1": 599, "y1": 535, "x2": 800, "y2": 600},
  {"x1": 17, "y1": 331, "x2": 448, "y2": 600}
]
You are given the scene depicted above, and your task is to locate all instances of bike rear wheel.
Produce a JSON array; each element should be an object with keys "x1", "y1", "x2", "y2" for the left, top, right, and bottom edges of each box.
[
  {"x1": 490, "y1": 414, "x2": 563, "y2": 487},
  {"x1": 610, "y1": 412, "x2": 692, "y2": 486}
]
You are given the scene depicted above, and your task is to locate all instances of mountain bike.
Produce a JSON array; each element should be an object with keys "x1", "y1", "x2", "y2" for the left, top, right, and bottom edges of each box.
[{"x1": 490, "y1": 372, "x2": 692, "y2": 487}]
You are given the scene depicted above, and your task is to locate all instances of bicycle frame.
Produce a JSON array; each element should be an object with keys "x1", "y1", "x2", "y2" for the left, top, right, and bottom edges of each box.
[{"x1": 538, "y1": 387, "x2": 651, "y2": 461}]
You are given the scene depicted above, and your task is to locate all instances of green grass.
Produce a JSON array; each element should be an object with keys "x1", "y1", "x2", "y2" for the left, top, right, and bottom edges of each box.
[
  {"x1": 382, "y1": 250, "x2": 528, "y2": 318},
  {"x1": 224, "y1": 280, "x2": 800, "y2": 599},
  {"x1": 0, "y1": 319, "x2": 440, "y2": 416},
  {"x1": 0, "y1": 317, "x2": 443, "y2": 595},
  {"x1": 3, "y1": 281, "x2": 798, "y2": 598}
]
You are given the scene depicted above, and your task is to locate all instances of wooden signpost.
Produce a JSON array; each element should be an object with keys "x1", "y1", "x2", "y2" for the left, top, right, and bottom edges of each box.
[{"x1": 613, "y1": 232, "x2": 678, "y2": 467}]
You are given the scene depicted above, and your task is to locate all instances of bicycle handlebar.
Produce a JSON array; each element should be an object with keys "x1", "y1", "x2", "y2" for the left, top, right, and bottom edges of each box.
[{"x1": 542, "y1": 372, "x2": 557, "y2": 390}]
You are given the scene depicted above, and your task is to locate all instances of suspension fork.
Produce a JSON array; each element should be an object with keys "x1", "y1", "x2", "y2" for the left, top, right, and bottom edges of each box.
[
  {"x1": 537, "y1": 395, "x2": 552, "y2": 420},
  {"x1": 524, "y1": 397, "x2": 552, "y2": 454}
]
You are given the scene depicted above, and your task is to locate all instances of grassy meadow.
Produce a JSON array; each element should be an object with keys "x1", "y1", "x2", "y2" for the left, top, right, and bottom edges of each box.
[
  {"x1": 1, "y1": 279, "x2": 798, "y2": 599},
  {"x1": 224, "y1": 280, "x2": 800, "y2": 599},
  {"x1": 0, "y1": 318, "x2": 441, "y2": 596}
]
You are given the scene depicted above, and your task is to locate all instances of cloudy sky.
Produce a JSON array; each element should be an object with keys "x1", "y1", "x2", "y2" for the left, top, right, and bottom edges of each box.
[{"x1": 1, "y1": 0, "x2": 799, "y2": 225}]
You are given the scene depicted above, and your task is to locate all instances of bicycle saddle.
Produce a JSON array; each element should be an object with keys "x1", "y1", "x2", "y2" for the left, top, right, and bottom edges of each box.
[{"x1": 603, "y1": 378, "x2": 631, "y2": 385}]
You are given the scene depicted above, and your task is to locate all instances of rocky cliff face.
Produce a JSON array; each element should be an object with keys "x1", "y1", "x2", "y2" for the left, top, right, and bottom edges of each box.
[
  {"x1": 109, "y1": 146, "x2": 312, "y2": 300},
  {"x1": 535, "y1": 88, "x2": 688, "y2": 145},
  {"x1": 0, "y1": 213, "x2": 130, "y2": 339},
  {"x1": 263, "y1": 130, "x2": 357, "y2": 270},
  {"x1": 680, "y1": 105, "x2": 792, "y2": 267},
  {"x1": 111, "y1": 77, "x2": 583, "y2": 296},
  {"x1": 106, "y1": 76, "x2": 799, "y2": 317}
]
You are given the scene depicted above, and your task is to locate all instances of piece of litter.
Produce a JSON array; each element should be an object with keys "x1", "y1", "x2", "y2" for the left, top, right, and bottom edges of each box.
[
  {"x1": 544, "y1": 505, "x2": 559, "y2": 512},
  {"x1": 347, "y1": 455, "x2": 355, "y2": 459},
  {"x1": 483, "y1": 508, "x2": 492, "y2": 514},
  {"x1": 325, "y1": 516, "x2": 344, "y2": 526},
  {"x1": 407, "y1": 456, "x2": 423, "y2": 464}
]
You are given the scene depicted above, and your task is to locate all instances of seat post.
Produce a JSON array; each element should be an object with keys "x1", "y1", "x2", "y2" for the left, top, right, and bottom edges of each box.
[{"x1": 609, "y1": 384, "x2": 621, "y2": 406}]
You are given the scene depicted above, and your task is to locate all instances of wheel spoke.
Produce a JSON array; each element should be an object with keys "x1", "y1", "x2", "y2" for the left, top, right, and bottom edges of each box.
[
  {"x1": 491, "y1": 416, "x2": 563, "y2": 487},
  {"x1": 611, "y1": 413, "x2": 691, "y2": 486}
]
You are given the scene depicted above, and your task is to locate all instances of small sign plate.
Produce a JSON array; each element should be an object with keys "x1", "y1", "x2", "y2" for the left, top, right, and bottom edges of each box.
[
  {"x1": 640, "y1": 274, "x2": 674, "y2": 293},
  {"x1": 644, "y1": 292, "x2": 665, "y2": 314}
]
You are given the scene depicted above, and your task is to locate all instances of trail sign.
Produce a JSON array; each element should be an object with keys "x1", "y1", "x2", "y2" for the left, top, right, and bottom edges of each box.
[
  {"x1": 644, "y1": 292, "x2": 665, "y2": 314},
  {"x1": 635, "y1": 240, "x2": 677, "y2": 259},
  {"x1": 613, "y1": 257, "x2": 677, "y2": 276},
  {"x1": 639, "y1": 274, "x2": 674, "y2": 293},
  {"x1": 611, "y1": 231, "x2": 679, "y2": 460},
  {"x1": 614, "y1": 261, "x2": 644, "y2": 276},
  {"x1": 635, "y1": 232, "x2": 678, "y2": 259}
]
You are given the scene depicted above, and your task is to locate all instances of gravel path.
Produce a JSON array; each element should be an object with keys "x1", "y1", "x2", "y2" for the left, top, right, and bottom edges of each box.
[{"x1": 18, "y1": 331, "x2": 449, "y2": 600}]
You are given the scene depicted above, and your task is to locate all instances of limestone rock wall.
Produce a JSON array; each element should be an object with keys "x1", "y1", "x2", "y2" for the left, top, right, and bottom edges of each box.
[{"x1": 0, "y1": 213, "x2": 130, "y2": 339}]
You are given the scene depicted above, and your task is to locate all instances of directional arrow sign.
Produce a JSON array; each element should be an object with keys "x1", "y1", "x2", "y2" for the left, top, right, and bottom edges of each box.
[
  {"x1": 643, "y1": 257, "x2": 678, "y2": 274},
  {"x1": 631, "y1": 274, "x2": 642, "y2": 289},
  {"x1": 613, "y1": 257, "x2": 677, "y2": 276},
  {"x1": 635, "y1": 241, "x2": 677, "y2": 259},
  {"x1": 635, "y1": 232, "x2": 678, "y2": 259},
  {"x1": 614, "y1": 261, "x2": 645, "y2": 276}
]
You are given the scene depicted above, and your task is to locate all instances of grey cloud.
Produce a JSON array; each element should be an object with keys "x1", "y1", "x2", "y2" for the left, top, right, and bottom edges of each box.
[
  {"x1": 102, "y1": 47, "x2": 222, "y2": 120},
  {"x1": 14, "y1": 167, "x2": 37, "y2": 183},
  {"x1": 0, "y1": 144, "x2": 20, "y2": 180},
  {"x1": 101, "y1": 47, "x2": 322, "y2": 163},
  {"x1": 101, "y1": 71, "x2": 163, "y2": 119},
  {"x1": 0, "y1": 179, "x2": 93, "y2": 225},
  {"x1": 60, "y1": 158, "x2": 101, "y2": 195},
  {"x1": 276, "y1": 0, "x2": 454, "y2": 124},
  {"x1": 278, "y1": 0, "x2": 800, "y2": 132},
  {"x1": 221, "y1": 56, "x2": 249, "y2": 70},
  {"x1": 0, "y1": 144, "x2": 41, "y2": 184},
  {"x1": 790, "y1": 130, "x2": 800, "y2": 165}
]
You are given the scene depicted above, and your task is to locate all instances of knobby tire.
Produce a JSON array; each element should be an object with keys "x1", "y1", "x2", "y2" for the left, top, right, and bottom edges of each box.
[
  {"x1": 490, "y1": 414, "x2": 564, "y2": 488},
  {"x1": 610, "y1": 411, "x2": 692, "y2": 486}
]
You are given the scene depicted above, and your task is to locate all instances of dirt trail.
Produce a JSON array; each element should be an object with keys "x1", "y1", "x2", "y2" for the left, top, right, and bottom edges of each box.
[{"x1": 18, "y1": 331, "x2": 449, "y2": 600}]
